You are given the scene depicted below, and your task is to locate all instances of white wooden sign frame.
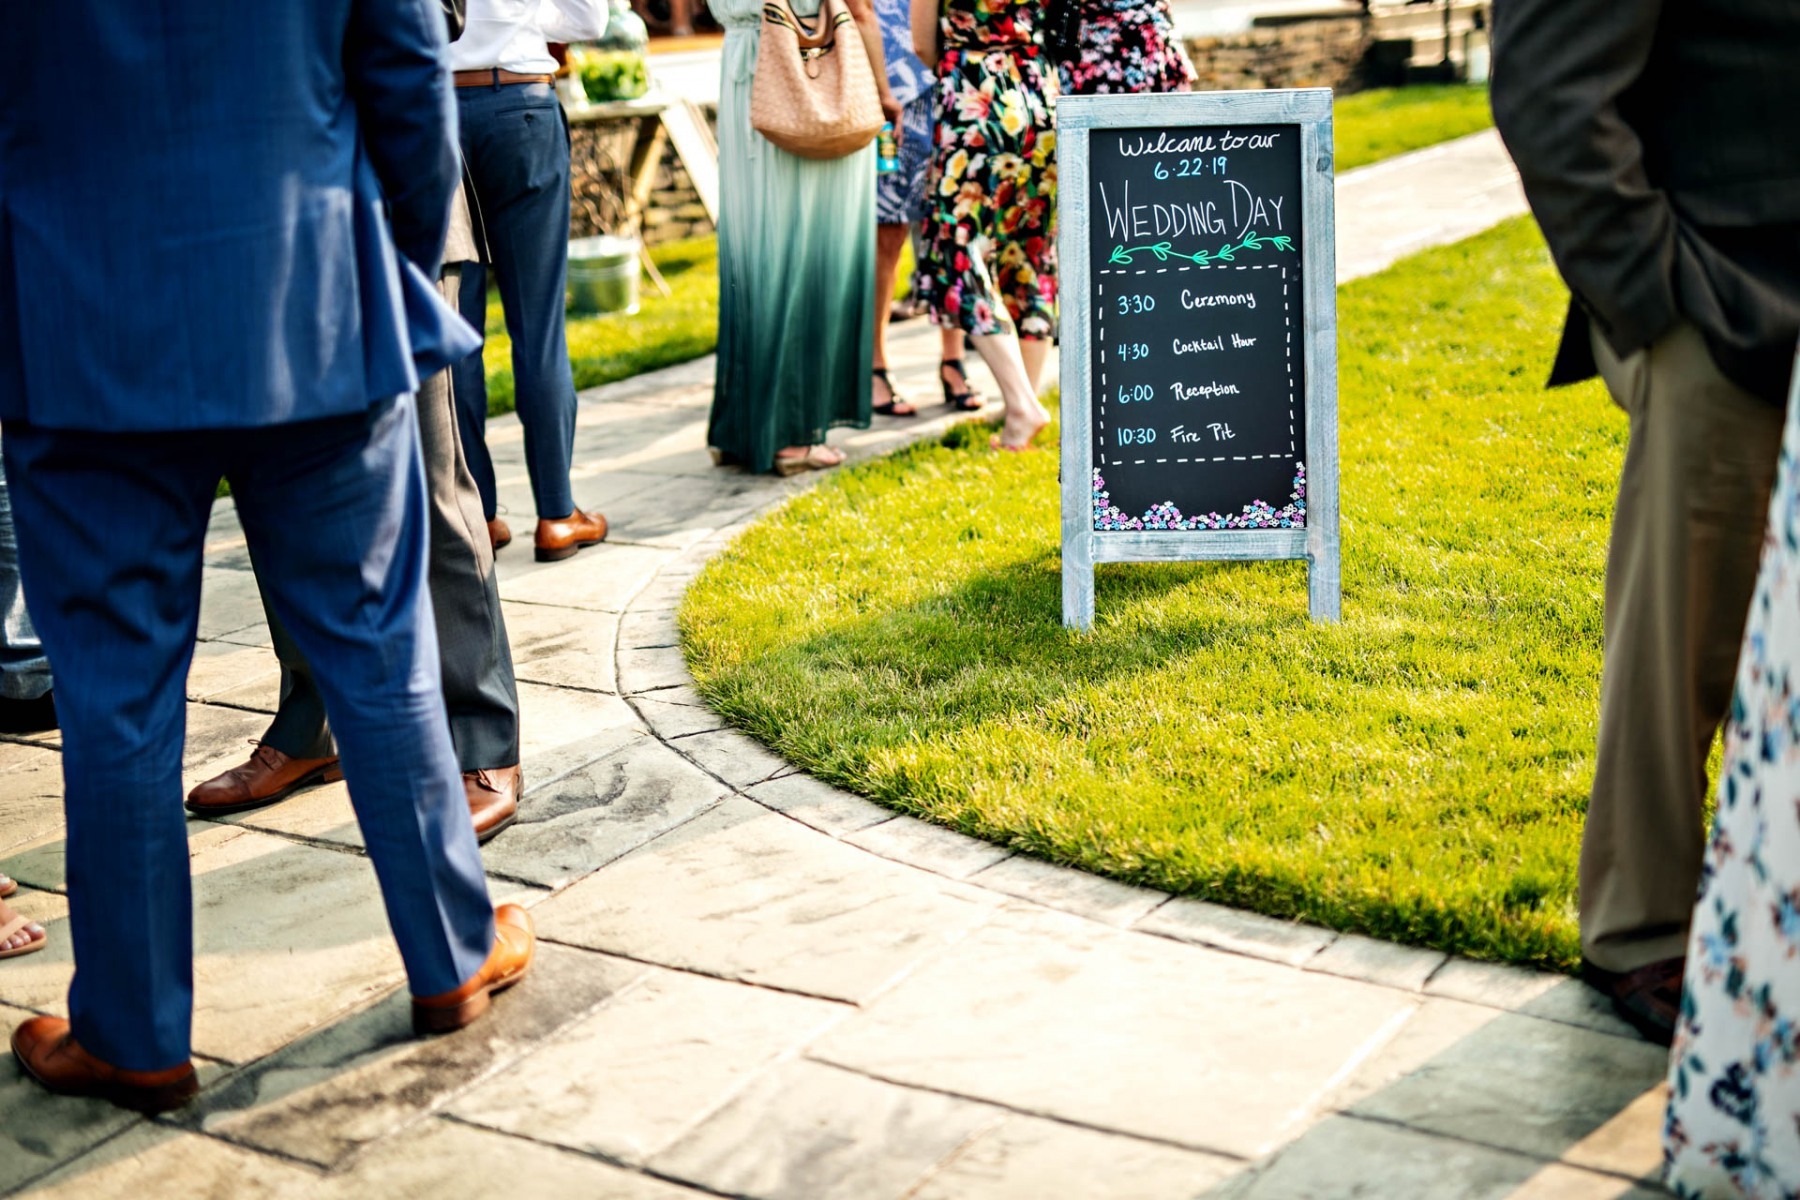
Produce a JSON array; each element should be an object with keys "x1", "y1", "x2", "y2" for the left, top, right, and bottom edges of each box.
[{"x1": 1058, "y1": 89, "x2": 1340, "y2": 630}]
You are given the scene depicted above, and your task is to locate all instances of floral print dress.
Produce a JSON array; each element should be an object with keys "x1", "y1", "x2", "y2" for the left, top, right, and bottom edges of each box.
[
  {"x1": 913, "y1": 0, "x2": 1057, "y2": 340},
  {"x1": 1051, "y1": 0, "x2": 1195, "y2": 96},
  {"x1": 1665, "y1": 369, "x2": 1800, "y2": 1198}
]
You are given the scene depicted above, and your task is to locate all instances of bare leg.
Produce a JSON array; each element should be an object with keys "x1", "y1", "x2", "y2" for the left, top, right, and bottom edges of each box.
[
  {"x1": 970, "y1": 328, "x2": 1051, "y2": 449},
  {"x1": 940, "y1": 327, "x2": 983, "y2": 408},
  {"x1": 872, "y1": 225, "x2": 919, "y2": 416},
  {"x1": 874, "y1": 224, "x2": 909, "y2": 373},
  {"x1": 1020, "y1": 337, "x2": 1050, "y2": 395},
  {"x1": 942, "y1": 327, "x2": 967, "y2": 364}
]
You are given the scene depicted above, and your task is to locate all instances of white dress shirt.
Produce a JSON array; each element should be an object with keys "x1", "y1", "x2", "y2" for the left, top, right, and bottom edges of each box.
[{"x1": 450, "y1": 0, "x2": 609, "y2": 74}]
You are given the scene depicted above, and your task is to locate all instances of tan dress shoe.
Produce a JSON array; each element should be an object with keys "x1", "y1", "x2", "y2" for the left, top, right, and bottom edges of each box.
[
  {"x1": 12, "y1": 1016, "x2": 198, "y2": 1113},
  {"x1": 488, "y1": 517, "x2": 512, "y2": 552},
  {"x1": 185, "y1": 742, "x2": 342, "y2": 815},
  {"x1": 465, "y1": 765, "x2": 522, "y2": 843},
  {"x1": 534, "y1": 507, "x2": 607, "y2": 562},
  {"x1": 412, "y1": 904, "x2": 535, "y2": 1034}
]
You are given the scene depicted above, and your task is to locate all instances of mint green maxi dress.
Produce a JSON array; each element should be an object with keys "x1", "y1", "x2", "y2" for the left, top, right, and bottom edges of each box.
[{"x1": 708, "y1": 0, "x2": 876, "y2": 472}]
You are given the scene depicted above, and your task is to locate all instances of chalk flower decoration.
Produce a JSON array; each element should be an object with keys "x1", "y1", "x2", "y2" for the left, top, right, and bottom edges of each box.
[
  {"x1": 1107, "y1": 231, "x2": 1294, "y2": 267},
  {"x1": 1092, "y1": 464, "x2": 1306, "y2": 531}
]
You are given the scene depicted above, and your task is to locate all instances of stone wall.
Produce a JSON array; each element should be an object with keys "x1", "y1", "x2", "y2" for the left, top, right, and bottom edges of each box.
[
  {"x1": 568, "y1": 105, "x2": 718, "y2": 246},
  {"x1": 1183, "y1": 16, "x2": 1372, "y2": 94},
  {"x1": 639, "y1": 143, "x2": 715, "y2": 246}
]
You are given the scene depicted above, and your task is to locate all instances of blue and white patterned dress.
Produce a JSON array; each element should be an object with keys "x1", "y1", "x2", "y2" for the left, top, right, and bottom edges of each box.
[
  {"x1": 874, "y1": 0, "x2": 935, "y2": 224},
  {"x1": 1665, "y1": 359, "x2": 1800, "y2": 1198}
]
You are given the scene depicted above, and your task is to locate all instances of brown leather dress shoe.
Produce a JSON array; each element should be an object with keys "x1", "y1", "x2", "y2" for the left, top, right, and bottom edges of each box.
[
  {"x1": 534, "y1": 507, "x2": 607, "y2": 562},
  {"x1": 185, "y1": 742, "x2": 342, "y2": 815},
  {"x1": 12, "y1": 1016, "x2": 198, "y2": 1113},
  {"x1": 1580, "y1": 956, "x2": 1685, "y2": 1046},
  {"x1": 465, "y1": 765, "x2": 522, "y2": 843},
  {"x1": 412, "y1": 904, "x2": 535, "y2": 1034},
  {"x1": 488, "y1": 517, "x2": 512, "y2": 552}
]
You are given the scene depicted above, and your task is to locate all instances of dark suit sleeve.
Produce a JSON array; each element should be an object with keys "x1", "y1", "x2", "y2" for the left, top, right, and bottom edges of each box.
[
  {"x1": 343, "y1": 0, "x2": 459, "y2": 274},
  {"x1": 1490, "y1": 0, "x2": 1680, "y2": 358}
]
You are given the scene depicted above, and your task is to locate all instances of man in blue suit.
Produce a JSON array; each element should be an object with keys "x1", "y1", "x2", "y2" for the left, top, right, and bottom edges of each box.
[{"x1": 0, "y1": 1, "x2": 536, "y2": 1112}]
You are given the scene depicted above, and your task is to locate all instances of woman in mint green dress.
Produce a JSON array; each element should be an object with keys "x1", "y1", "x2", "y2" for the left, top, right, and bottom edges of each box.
[{"x1": 708, "y1": 0, "x2": 900, "y2": 475}]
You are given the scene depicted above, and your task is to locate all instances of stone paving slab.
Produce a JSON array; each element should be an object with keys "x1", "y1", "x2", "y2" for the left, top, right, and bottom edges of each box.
[
  {"x1": 910, "y1": 1114, "x2": 1241, "y2": 1200},
  {"x1": 648, "y1": 1059, "x2": 1000, "y2": 1200},
  {"x1": 181, "y1": 944, "x2": 643, "y2": 1168},
  {"x1": 185, "y1": 640, "x2": 283, "y2": 710},
  {"x1": 965, "y1": 853, "x2": 1167, "y2": 927},
  {"x1": 0, "y1": 744, "x2": 63, "y2": 855},
  {"x1": 503, "y1": 600, "x2": 621, "y2": 694},
  {"x1": 633, "y1": 693, "x2": 732, "y2": 742},
  {"x1": 811, "y1": 903, "x2": 1416, "y2": 1158},
  {"x1": 452, "y1": 964, "x2": 846, "y2": 1164},
  {"x1": 530, "y1": 797, "x2": 1003, "y2": 1003},
  {"x1": 480, "y1": 733, "x2": 728, "y2": 888},
  {"x1": 0, "y1": 137, "x2": 1679, "y2": 1199},
  {"x1": 617, "y1": 644, "x2": 699, "y2": 698},
  {"x1": 1206, "y1": 1115, "x2": 1660, "y2": 1200},
  {"x1": 1347, "y1": 1012, "x2": 1668, "y2": 1166},
  {"x1": 618, "y1": 606, "x2": 681, "y2": 651},
  {"x1": 1135, "y1": 894, "x2": 1340, "y2": 967},
  {"x1": 18, "y1": 1123, "x2": 326, "y2": 1200},
  {"x1": 334, "y1": 1118, "x2": 714, "y2": 1199},
  {"x1": 1305, "y1": 932, "x2": 1448, "y2": 992},
  {"x1": 844, "y1": 816, "x2": 1016, "y2": 880},
  {"x1": 743, "y1": 772, "x2": 897, "y2": 838},
  {"x1": 664, "y1": 727, "x2": 793, "y2": 789},
  {"x1": 195, "y1": 565, "x2": 269, "y2": 642},
  {"x1": 497, "y1": 543, "x2": 677, "y2": 613}
]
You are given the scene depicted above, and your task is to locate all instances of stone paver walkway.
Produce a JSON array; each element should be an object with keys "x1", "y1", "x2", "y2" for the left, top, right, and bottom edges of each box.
[{"x1": 0, "y1": 135, "x2": 1658, "y2": 1200}]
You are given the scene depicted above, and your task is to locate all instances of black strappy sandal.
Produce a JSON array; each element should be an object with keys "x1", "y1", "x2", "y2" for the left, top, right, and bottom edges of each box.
[
  {"x1": 940, "y1": 359, "x2": 984, "y2": 411},
  {"x1": 873, "y1": 368, "x2": 919, "y2": 417}
]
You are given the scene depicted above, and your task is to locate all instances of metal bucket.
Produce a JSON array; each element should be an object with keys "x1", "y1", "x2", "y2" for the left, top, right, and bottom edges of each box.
[{"x1": 567, "y1": 235, "x2": 641, "y2": 315}]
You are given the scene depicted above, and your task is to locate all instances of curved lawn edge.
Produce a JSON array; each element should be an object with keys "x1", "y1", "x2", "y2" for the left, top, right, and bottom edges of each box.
[{"x1": 681, "y1": 215, "x2": 1605, "y2": 974}]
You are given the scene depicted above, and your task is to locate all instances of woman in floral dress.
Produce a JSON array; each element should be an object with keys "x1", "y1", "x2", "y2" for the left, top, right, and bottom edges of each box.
[
  {"x1": 909, "y1": 0, "x2": 1055, "y2": 450},
  {"x1": 1664, "y1": 362, "x2": 1800, "y2": 1197},
  {"x1": 1048, "y1": 0, "x2": 1195, "y2": 96}
]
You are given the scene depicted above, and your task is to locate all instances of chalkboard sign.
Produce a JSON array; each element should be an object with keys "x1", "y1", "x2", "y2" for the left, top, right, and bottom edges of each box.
[{"x1": 1058, "y1": 90, "x2": 1339, "y2": 629}]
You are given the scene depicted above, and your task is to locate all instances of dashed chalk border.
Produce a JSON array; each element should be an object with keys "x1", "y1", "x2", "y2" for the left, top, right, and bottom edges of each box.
[{"x1": 1094, "y1": 263, "x2": 1295, "y2": 468}]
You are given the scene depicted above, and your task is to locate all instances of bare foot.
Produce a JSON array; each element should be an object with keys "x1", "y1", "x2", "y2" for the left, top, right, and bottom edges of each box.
[
  {"x1": 0, "y1": 898, "x2": 46, "y2": 958},
  {"x1": 774, "y1": 445, "x2": 847, "y2": 476},
  {"x1": 994, "y1": 401, "x2": 1050, "y2": 451}
]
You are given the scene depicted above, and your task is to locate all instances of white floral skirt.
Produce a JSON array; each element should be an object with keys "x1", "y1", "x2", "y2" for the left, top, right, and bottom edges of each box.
[{"x1": 1665, "y1": 368, "x2": 1800, "y2": 1198}]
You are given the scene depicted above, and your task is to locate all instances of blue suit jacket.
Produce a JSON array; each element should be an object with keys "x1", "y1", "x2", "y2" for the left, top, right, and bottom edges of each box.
[{"x1": 0, "y1": 0, "x2": 481, "y2": 432}]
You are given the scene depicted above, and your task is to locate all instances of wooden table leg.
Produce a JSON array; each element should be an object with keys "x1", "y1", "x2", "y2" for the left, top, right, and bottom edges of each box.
[{"x1": 626, "y1": 114, "x2": 674, "y2": 296}]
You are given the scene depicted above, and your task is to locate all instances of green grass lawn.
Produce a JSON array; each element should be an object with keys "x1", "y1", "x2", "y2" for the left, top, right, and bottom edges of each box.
[
  {"x1": 1334, "y1": 84, "x2": 1493, "y2": 172},
  {"x1": 474, "y1": 87, "x2": 1491, "y2": 415},
  {"x1": 680, "y1": 216, "x2": 1621, "y2": 972},
  {"x1": 479, "y1": 235, "x2": 719, "y2": 416}
]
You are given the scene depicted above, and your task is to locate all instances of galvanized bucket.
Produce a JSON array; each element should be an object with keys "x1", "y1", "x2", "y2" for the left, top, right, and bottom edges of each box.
[{"x1": 567, "y1": 235, "x2": 641, "y2": 315}]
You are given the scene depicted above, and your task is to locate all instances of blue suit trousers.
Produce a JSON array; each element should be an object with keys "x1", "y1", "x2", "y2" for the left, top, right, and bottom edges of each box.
[
  {"x1": 451, "y1": 81, "x2": 581, "y2": 522},
  {"x1": 3, "y1": 399, "x2": 496, "y2": 1072}
]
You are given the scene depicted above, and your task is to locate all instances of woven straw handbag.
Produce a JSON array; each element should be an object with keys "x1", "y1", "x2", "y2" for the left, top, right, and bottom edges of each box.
[{"x1": 750, "y1": 0, "x2": 883, "y2": 160}]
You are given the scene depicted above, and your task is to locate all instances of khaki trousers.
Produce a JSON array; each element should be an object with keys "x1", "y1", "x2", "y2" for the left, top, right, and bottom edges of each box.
[{"x1": 1581, "y1": 322, "x2": 1784, "y2": 972}]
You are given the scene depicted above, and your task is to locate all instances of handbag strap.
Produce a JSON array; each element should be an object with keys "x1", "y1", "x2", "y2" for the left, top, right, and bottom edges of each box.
[{"x1": 763, "y1": 0, "x2": 841, "y2": 49}]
